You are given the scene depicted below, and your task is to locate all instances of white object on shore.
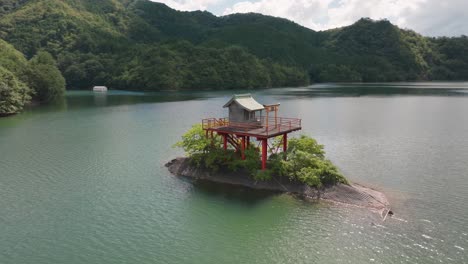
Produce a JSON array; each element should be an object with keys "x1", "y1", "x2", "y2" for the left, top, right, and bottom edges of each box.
[{"x1": 93, "y1": 86, "x2": 108, "y2": 92}]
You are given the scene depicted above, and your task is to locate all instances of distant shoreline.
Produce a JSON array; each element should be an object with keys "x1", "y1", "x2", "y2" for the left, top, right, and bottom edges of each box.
[
  {"x1": 166, "y1": 157, "x2": 391, "y2": 215},
  {"x1": 64, "y1": 80, "x2": 468, "y2": 93}
]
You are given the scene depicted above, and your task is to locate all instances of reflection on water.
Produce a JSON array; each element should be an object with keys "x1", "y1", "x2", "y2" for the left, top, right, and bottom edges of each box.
[
  {"x1": 268, "y1": 82, "x2": 468, "y2": 98},
  {"x1": 93, "y1": 92, "x2": 108, "y2": 106},
  {"x1": 22, "y1": 90, "x2": 210, "y2": 116},
  {"x1": 1, "y1": 82, "x2": 467, "y2": 264},
  {"x1": 33, "y1": 82, "x2": 468, "y2": 113},
  {"x1": 193, "y1": 179, "x2": 281, "y2": 206}
]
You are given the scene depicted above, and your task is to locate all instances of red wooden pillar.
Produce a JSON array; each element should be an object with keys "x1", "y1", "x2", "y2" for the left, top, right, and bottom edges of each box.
[
  {"x1": 223, "y1": 134, "x2": 227, "y2": 150},
  {"x1": 283, "y1": 133, "x2": 288, "y2": 153},
  {"x1": 261, "y1": 138, "x2": 267, "y2": 170},
  {"x1": 205, "y1": 130, "x2": 209, "y2": 138},
  {"x1": 210, "y1": 131, "x2": 213, "y2": 138},
  {"x1": 246, "y1": 136, "x2": 250, "y2": 149},
  {"x1": 241, "y1": 136, "x2": 246, "y2": 160}
]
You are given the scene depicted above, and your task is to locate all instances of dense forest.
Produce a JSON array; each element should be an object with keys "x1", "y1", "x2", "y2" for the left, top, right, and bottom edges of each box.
[
  {"x1": 0, "y1": 0, "x2": 467, "y2": 114},
  {"x1": 0, "y1": 39, "x2": 64, "y2": 114}
]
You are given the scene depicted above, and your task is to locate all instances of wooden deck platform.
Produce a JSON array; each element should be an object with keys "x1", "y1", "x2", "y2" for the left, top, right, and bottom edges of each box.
[
  {"x1": 202, "y1": 117, "x2": 301, "y2": 170},
  {"x1": 202, "y1": 117, "x2": 301, "y2": 138},
  {"x1": 208, "y1": 125, "x2": 301, "y2": 138}
]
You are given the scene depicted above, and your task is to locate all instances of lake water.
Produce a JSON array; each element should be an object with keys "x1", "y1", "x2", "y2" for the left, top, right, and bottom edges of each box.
[{"x1": 1, "y1": 83, "x2": 468, "y2": 263}]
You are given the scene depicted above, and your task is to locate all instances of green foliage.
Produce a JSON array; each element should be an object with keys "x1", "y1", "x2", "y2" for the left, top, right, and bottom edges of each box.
[
  {"x1": 429, "y1": 36, "x2": 468, "y2": 80},
  {"x1": 0, "y1": 0, "x2": 28, "y2": 16},
  {"x1": 28, "y1": 51, "x2": 66, "y2": 102},
  {"x1": 174, "y1": 124, "x2": 216, "y2": 166},
  {"x1": 0, "y1": 66, "x2": 32, "y2": 114},
  {"x1": 0, "y1": 40, "x2": 66, "y2": 112},
  {"x1": 254, "y1": 169, "x2": 273, "y2": 181},
  {"x1": 175, "y1": 124, "x2": 262, "y2": 174},
  {"x1": 0, "y1": 39, "x2": 32, "y2": 114},
  {"x1": 0, "y1": 39, "x2": 28, "y2": 76},
  {"x1": 227, "y1": 146, "x2": 261, "y2": 175},
  {"x1": 288, "y1": 135, "x2": 325, "y2": 159},
  {"x1": 311, "y1": 64, "x2": 362, "y2": 82},
  {"x1": 175, "y1": 125, "x2": 348, "y2": 188},
  {"x1": 270, "y1": 135, "x2": 348, "y2": 188},
  {"x1": 0, "y1": 0, "x2": 310, "y2": 90},
  {"x1": 110, "y1": 43, "x2": 309, "y2": 90},
  {"x1": 297, "y1": 167, "x2": 322, "y2": 188}
]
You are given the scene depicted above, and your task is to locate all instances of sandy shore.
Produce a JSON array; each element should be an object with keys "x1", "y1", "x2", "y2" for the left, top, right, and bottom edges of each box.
[{"x1": 166, "y1": 157, "x2": 391, "y2": 215}]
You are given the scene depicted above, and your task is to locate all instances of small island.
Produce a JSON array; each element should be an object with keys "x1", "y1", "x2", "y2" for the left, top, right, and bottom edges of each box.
[{"x1": 167, "y1": 94, "x2": 390, "y2": 216}]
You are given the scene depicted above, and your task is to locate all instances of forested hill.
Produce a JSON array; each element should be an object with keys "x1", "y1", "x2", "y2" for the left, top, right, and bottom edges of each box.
[{"x1": 0, "y1": 0, "x2": 467, "y2": 96}]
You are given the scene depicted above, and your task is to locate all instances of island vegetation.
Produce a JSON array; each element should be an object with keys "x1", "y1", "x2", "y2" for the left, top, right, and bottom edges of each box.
[
  {"x1": 168, "y1": 124, "x2": 390, "y2": 211},
  {"x1": 1, "y1": 0, "x2": 468, "y2": 115},
  {"x1": 174, "y1": 124, "x2": 348, "y2": 188}
]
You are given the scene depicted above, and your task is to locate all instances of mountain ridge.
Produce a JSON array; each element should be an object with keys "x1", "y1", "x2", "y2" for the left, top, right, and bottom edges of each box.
[{"x1": 0, "y1": 0, "x2": 467, "y2": 91}]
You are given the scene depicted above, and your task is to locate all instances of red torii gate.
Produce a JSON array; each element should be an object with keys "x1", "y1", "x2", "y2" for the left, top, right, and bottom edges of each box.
[{"x1": 202, "y1": 95, "x2": 301, "y2": 170}]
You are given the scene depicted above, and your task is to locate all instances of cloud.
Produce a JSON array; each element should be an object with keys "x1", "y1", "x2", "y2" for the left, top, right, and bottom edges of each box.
[
  {"x1": 151, "y1": 0, "x2": 468, "y2": 36},
  {"x1": 401, "y1": 0, "x2": 468, "y2": 36},
  {"x1": 223, "y1": 0, "x2": 425, "y2": 30},
  {"x1": 223, "y1": 0, "x2": 331, "y2": 29},
  {"x1": 222, "y1": 0, "x2": 468, "y2": 36}
]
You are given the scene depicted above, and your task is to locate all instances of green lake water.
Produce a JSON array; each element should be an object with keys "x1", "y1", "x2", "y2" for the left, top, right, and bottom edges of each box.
[{"x1": 1, "y1": 83, "x2": 468, "y2": 263}]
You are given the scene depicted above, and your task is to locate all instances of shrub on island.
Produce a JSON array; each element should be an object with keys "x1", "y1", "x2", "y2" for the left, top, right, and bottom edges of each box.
[{"x1": 175, "y1": 124, "x2": 348, "y2": 188}]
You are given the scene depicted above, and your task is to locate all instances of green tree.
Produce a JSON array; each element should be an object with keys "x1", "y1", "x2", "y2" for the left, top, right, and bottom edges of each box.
[
  {"x1": 270, "y1": 135, "x2": 348, "y2": 187},
  {"x1": 28, "y1": 51, "x2": 66, "y2": 102},
  {"x1": 174, "y1": 124, "x2": 261, "y2": 173},
  {"x1": 176, "y1": 125, "x2": 348, "y2": 187},
  {"x1": 288, "y1": 135, "x2": 325, "y2": 159},
  {"x1": 174, "y1": 124, "x2": 220, "y2": 166},
  {"x1": 316, "y1": 64, "x2": 362, "y2": 82},
  {"x1": 0, "y1": 66, "x2": 32, "y2": 114}
]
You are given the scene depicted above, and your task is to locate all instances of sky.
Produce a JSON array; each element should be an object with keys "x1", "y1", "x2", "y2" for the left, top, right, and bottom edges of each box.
[{"x1": 152, "y1": 0, "x2": 468, "y2": 37}]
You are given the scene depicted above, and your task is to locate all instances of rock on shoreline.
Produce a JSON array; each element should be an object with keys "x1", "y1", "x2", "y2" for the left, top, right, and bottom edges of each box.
[{"x1": 166, "y1": 157, "x2": 390, "y2": 214}]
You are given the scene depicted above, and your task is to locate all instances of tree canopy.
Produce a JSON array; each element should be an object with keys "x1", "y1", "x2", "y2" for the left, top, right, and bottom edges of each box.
[
  {"x1": 0, "y1": 66, "x2": 31, "y2": 114},
  {"x1": 0, "y1": 39, "x2": 65, "y2": 113},
  {"x1": 27, "y1": 51, "x2": 66, "y2": 102}
]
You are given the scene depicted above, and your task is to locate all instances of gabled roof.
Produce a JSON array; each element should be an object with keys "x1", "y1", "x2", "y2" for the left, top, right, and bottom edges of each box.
[{"x1": 223, "y1": 94, "x2": 265, "y2": 111}]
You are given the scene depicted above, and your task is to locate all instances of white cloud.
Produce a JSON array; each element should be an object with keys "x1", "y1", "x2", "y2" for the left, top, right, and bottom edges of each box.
[
  {"x1": 223, "y1": 0, "x2": 332, "y2": 29},
  {"x1": 152, "y1": 0, "x2": 468, "y2": 36},
  {"x1": 222, "y1": 0, "x2": 468, "y2": 36},
  {"x1": 401, "y1": 0, "x2": 468, "y2": 36},
  {"x1": 223, "y1": 0, "x2": 426, "y2": 30}
]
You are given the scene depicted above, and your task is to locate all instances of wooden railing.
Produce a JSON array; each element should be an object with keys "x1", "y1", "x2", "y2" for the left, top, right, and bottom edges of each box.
[
  {"x1": 202, "y1": 118, "x2": 229, "y2": 129},
  {"x1": 260, "y1": 116, "x2": 302, "y2": 133},
  {"x1": 202, "y1": 117, "x2": 301, "y2": 136}
]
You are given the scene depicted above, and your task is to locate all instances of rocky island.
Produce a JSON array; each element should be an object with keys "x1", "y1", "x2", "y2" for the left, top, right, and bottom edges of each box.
[
  {"x1": 168, "y1": 94, "x2": 390, "y2": 216},
  {"x1": 168, "y1": 121, "x2": 390, "y2": 217},
  {"x1": 166, "y1": 157, "x2": 390, "y2": 215}
]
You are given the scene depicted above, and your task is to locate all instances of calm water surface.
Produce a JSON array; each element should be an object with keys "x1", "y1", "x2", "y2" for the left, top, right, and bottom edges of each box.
[{"x1": 1, "y1": 83, "x2": 468, "y2": 263}]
